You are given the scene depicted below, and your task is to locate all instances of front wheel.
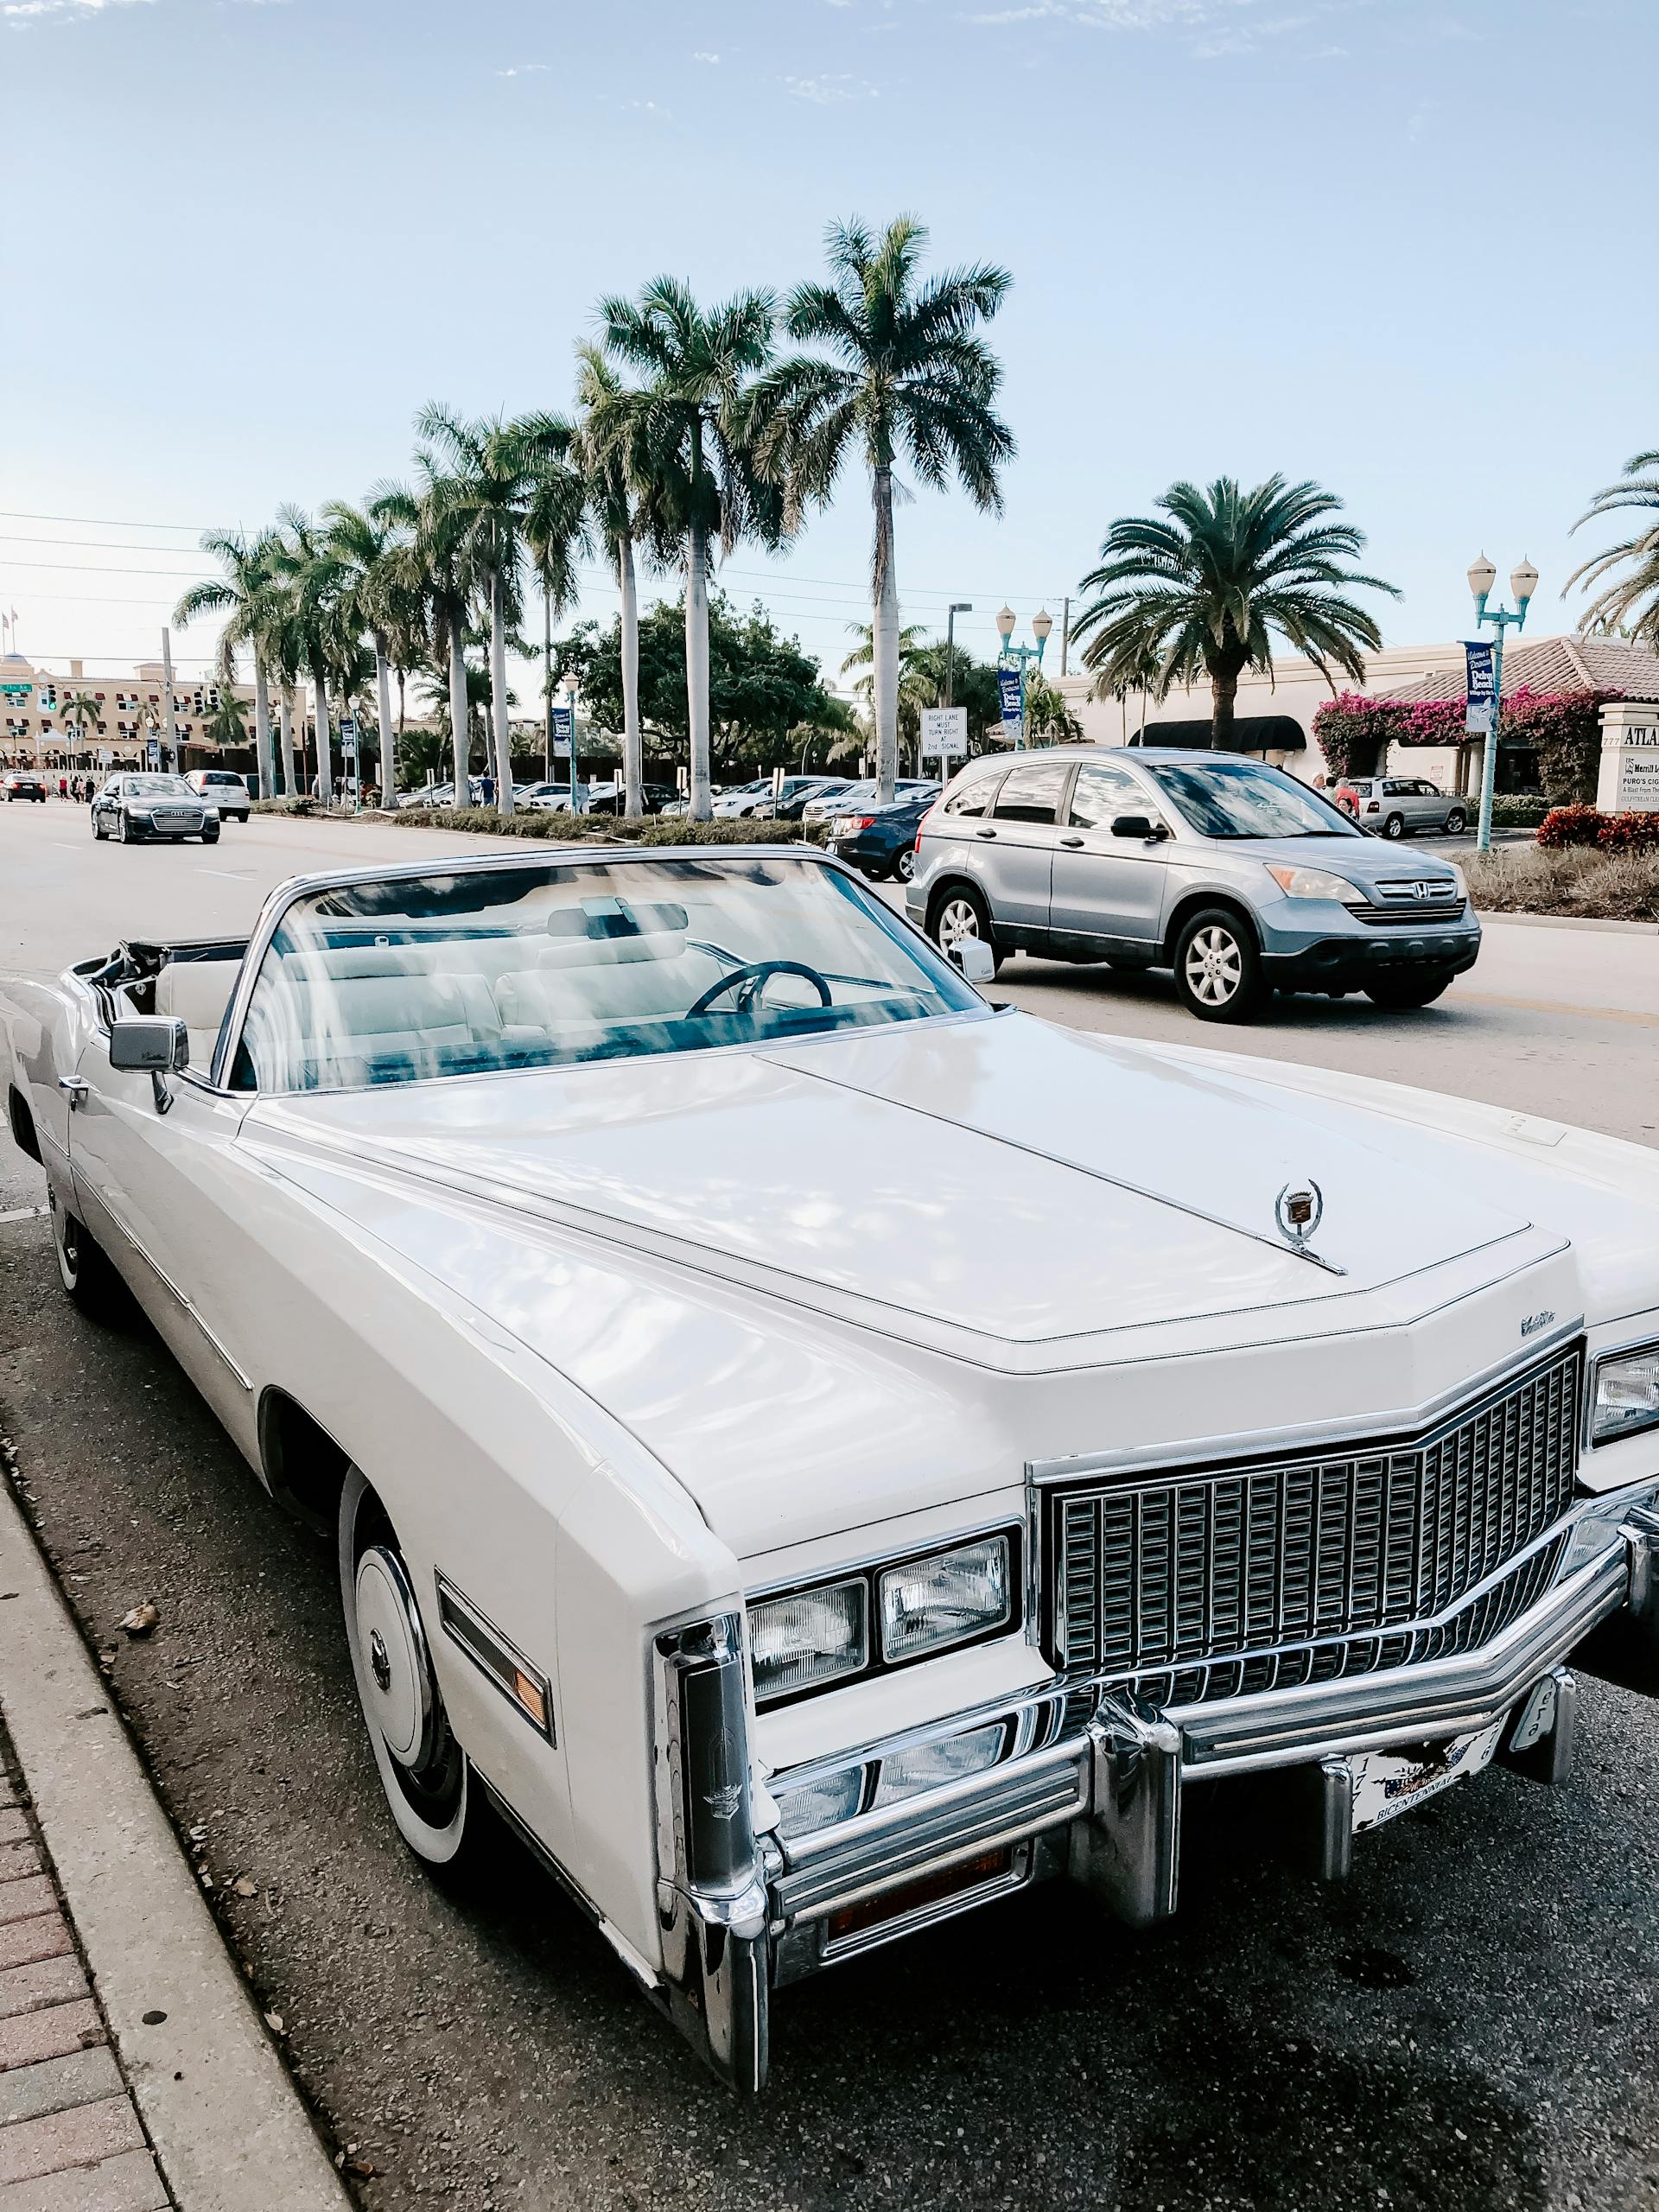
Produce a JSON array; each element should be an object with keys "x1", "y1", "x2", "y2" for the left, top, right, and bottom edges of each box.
[
  {"x1": 1444, "y1": 809, "x2": 1466, "y2": 836},
  {"x1": 339, "y1": 1469, "x2": 488, "y2": 1873},
  {"x1": 1382, "y1": 813, "x2": 1406, "y2": 839},
  {"x1": 200, "y1": 830, "x2": 219, "y2": 844},
  {"x1": 929, "y1": 885, "x2": 1004, "y2": 976},
  {"x1": 48, "y1": 1189, "x2": 126, "y2": 1321},
  {"x1": 1364, "y1": 973, "x2": 1453, "y2": 1010},
  {"x1": 1173, "y1": 907, "x2": 1266, "y2": 1023}
]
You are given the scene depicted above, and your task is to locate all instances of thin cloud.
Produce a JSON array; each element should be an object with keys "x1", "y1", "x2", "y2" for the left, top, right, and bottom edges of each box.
[
  {"x1": 3, "y1": 0, "x2": 154, "y2": 19},
  {"x1": 785, "y1": 71, "x2": 880, "y2": 101},
  {"x1": 495, "y1": 60, "x2": 548, "y2": 76},
  {"x1": 691, "y1": 48, "x2": 719, "y2": 60}
]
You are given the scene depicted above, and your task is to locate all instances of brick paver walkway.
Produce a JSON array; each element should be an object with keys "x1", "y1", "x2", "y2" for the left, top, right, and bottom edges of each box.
[{"x1": 0, "y1": 1734, "x2": 169, "y2": 2211}]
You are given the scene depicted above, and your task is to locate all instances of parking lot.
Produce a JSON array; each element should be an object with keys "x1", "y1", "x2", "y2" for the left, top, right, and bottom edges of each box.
[{"x1": 2, "y1": 800, "x2": 1658, "y2": 2210}]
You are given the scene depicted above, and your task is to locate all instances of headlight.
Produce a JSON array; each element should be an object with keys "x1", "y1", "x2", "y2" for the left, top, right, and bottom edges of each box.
[
  {"x1": 1448, "y1": 863, "x2": 1468, "y2": 899},
  {"x1": 877, "y1": 1535, "x2": 1012, "y2": 1664},
  {"x1": 1264, "y1": 863, "x2": 1366, "y2": 904},
  {"x1": 775, "y1": 1764, "x2": 866, "y2": 1839},
  {"x1": 872, "y1": 1721, "x2": 1006, "y2": 1808},
  {"x1": 1592, "y1": 1342, "x2": 1659, "y2": 1445},
  {"x1": 749, "y1": 1579, "x2": 868, "y2": 1703}
]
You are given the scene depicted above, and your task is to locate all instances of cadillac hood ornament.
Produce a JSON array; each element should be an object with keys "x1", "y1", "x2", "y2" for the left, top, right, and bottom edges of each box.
[{"x1": 1274, "y1": 1179, "x2": 1343, "y2": 1272}]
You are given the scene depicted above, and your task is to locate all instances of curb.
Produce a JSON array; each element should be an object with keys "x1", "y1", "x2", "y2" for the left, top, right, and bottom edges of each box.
[
  {"x1": 1473, "y1": 908, "x2": 1659, "y2": 938},
  {"x1": 0, "y1": 1467, "x2": 352, "y2": 2212}
]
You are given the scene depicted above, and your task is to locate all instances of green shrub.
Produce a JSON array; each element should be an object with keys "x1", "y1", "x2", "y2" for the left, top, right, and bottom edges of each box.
[
  {"x1": 1490, "y1": 794, "x2": 1550, "y2": 828},
  {"x1": 385, "y1": 805, "x2": 829, "y2": 848}
]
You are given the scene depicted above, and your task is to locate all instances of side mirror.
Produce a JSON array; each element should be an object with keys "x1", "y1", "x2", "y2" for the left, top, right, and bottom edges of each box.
[
  {"x1": 949, "y1": 939, "x2": 996, "y2": 985},
  {"x1": 109, "y1": 1016, "x2": 188, "y2": 1114},
  {"x1": 1110, "y1": 814, "x2": 1163, "y2": 841}
]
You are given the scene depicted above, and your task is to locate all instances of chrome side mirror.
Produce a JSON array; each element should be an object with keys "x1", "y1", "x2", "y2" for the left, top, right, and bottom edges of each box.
[
  {"x1": 949, "y1": 939, "x2": 996, "y2": 985},
  {"x1": 109, "y1": 1016, "x2": 188, "y2": 1113}
]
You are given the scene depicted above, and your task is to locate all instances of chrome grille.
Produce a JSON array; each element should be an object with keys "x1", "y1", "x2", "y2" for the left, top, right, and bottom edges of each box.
[
  {"x1": 1352, "y1": 901, "x2": 1465, "y2": 928},
  {"x1": 1052, "y1": 1344, "x2": 1581, "y2": 1684}
]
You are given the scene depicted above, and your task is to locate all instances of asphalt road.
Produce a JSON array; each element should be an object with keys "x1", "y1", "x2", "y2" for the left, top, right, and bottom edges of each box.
[{"x1": 1, "y1": 800, "x2": 1657, "y2": 2212}]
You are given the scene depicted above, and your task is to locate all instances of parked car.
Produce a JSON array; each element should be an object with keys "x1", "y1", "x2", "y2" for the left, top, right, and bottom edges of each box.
[
  {"x1": 518, "y1": 781, "x2": 589, "y2": 814},
  {"x1": 825, "y1": 791, "x2": 936, "y2": 880},
  {"x1": 713, "y1": 775, "x2": 846, "y2": 820},
  {"x1": 1332, "y1": 775, "x2": 1468, "y2": 838},
  {"x1": 2, "y1": 771, "x2": 47, "y2": 803},
  {"x1": 907, "y1": 747, "x2": 1479, "y2": 1020},
  {"x1": 406, "y1": 779, "x2": 482, "y2": 809},
  {"x1": 579, "y1": 779, "x2": 679, "y2": 817},
  {"x1": 90, "y1": 772, "x2": 219, "y2": 845},
  {"x1": 803, "y1": 777, "x2": 939, "y2": 826},
  {"x1": 5, "y1": 844, "x2": 1657, "y2": 2094},
  {"x1": 183, "y1": 769, "x2": 252, "y2": 823}
]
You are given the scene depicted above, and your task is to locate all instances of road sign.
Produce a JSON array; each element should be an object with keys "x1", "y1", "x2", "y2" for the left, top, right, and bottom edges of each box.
[
  {"x1": 145, "y1": 738, "x2": 161, "y2": 769},
  {"x1": 919, "y1": 707, "x2": 968, "y2": 761},
  {"x1": 340, "y1": 715, "x2": 358, "y2": 760},
  {"x1": 1464, "y1": 641, "x2": 1497, "y2": 735},
  {"x1": 771, "y1": 764, "x2": 786, "y2": 798}
]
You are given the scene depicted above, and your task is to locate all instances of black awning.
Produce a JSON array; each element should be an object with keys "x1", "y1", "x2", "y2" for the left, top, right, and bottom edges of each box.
[{"x1": 1129, "y1": 715, "x2": 1307, "y2": 754}]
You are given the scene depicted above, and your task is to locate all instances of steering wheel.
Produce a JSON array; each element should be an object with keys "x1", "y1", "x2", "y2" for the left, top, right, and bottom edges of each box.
[{"x1": 686, "y1": 959, "x2": 834, "y2": 1019}]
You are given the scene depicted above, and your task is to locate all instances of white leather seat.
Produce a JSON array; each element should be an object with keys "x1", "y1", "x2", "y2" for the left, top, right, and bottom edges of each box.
[{"x1": 154, "y1": 959, "x2": 238, "y2": 1072}]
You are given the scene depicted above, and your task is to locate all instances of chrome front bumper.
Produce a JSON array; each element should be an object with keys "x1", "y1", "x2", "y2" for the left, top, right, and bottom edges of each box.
[{"x1": 658, "y1": 1484, "x2": 1659, "y2": 2091}]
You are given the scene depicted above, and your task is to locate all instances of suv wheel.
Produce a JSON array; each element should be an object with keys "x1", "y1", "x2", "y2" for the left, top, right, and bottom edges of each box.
[
  {"x1": 930, "y1": 885, "x2": 1003, "y2": 976},
  {"x1": 1443, "y1": 808, "x2": 1466, "y2": 836},
  {"x1": 1382, "y1": 812, "x2": 1406, "y2": 839},
  {"x1": 1173, "y1": 907, "x2": 1265, "y2": 1023}
]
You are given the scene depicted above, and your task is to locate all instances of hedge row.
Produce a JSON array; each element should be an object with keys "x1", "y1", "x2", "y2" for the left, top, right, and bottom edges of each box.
[
  {"x1": 1537, "y1": 805, "x2": 1659, "y2": 852},
  {"x1": 251, "y1": 795, "x2": 830, "y2": 847}
]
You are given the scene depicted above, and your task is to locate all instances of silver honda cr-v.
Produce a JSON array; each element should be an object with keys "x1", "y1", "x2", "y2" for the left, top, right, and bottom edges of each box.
[{"x1": 905, "y1": 746, "x2": 1481, "y2": 1021}]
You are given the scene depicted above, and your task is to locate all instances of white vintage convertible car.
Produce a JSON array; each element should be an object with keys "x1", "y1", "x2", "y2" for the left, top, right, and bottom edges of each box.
[{"x1": 3, "y1": 845, "x2": 1658, "y2": 2091}]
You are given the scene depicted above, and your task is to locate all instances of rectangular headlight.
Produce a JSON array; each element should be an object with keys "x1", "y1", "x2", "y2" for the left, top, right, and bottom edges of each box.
[
  {"x1": 775, "y1": 1764, "x2": 867, "y2": 1840},
  {"x1": 749, "y1": 1580, "x2": 868, "y2": 1704},
  {"x1": 878, "y1": 1535, "x2": 1012, "y2": 1664},
  {"x1": 1592, "y1": 1342, "x2": 1659, "y2": 1445},
  {"x1": 872, "y1": 1721, "x2": 1007, "y2": 1809}
]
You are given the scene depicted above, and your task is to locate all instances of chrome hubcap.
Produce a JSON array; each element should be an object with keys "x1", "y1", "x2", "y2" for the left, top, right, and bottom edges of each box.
[
  {"x1": 354, "y1": 1544, "x2": 436, "y2": 1775},
  {"x1": 368, "y1": 1628, "x2": 391, "y2": 1694},
  {"x1": 1185, "y1": 925, "x2": 1242, "y2": 1006}
]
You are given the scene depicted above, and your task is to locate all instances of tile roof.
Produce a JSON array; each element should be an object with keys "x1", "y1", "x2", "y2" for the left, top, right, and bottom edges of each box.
[{"x1": 1382, "y1": 634, "x2": 1659, "y2": 704}]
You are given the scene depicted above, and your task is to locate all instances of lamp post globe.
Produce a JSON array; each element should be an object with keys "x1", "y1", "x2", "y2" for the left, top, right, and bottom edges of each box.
[
  {"x1": 995, "y1": 606, "x2": 1016, "y2": 645},
  {"x1": 1510, "y1": 558, "x2": 1539, "y2": 607},
  {"x1": 1032, "y1": 608, "x2": 1053, "y2": 662},
  {"x1": 1466, "y1": 553, "x2": 1497, "y2": 609}
]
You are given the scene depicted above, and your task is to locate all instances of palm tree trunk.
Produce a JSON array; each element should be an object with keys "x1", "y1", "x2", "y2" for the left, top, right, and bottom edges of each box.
[
  {"x1": 251, "y1": 658, "x2": 274, "y2": 800},
  {"x1": 1211, "y1": 667, "x2": 1239, "y2": 752},
  {"x1": 277, "y1": 688, "x2": 296, "y2": 798},
  {"x1": 686, "y1": 522, "x2": 712, "y2": 821},
  {"x1": 373, "y1": 634, "x2": 396, "y2": 812},
  {"x1": 446, "y1": 615, "x2": 470, "y2": 798},
  {"x1": 312, "y1": 667, "x2": 333, "y2": 804},
  {"x1": 619, "y1": 530, "x2": 644, "y2": 817},
  {"x1": 871, "y1": 465, "x2": 899, "y2": 805},
  {"x1": 488, "y1": 565, "x2": 515, "y2": 816}
]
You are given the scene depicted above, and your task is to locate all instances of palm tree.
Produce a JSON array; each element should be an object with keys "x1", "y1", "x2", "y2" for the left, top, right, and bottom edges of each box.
[
  {"x1": 840, "y1": 620, "x2": 935, "y2": 770},
  {"x1": 269, "y1": 507, "x2": 351, "y2": 803},
  {"x1": 173, "y1": 528, "x2": 281, "y2": 794},
  {"x1": 409, "y1": 406, "x2": 572, "y2": 815},
  {"x1": 598, "y1": 277, "x2": 781, "y2": 819},
  {"x1": 321, "y1": 500, "x2": 410, "y2": 807},
  {"x1": 1566, "y1": 450, "x2": 1659, "y2": 645},
  {"x1": 755, "y1": 216, "x2": 1014, "y2": 803},
  {"x1": 572, "y1": 344, "x2": 655, "y2": 816},
  {"x1": 1070, "y1": 476, "x2": 1398, "y2": 747},
  {"x1": 60, "y1": 692, "x2": 101, "y2": 755},
  {"x1": 204, "y1": 684, "x2": 250, "y2": 749},
  {"x1": 372, "y1": 476, "x2": 476, "y2": 795}
]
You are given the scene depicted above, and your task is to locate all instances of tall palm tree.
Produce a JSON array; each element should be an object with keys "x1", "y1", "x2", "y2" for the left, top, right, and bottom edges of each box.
[
  {"x1": 60, "y1": 692, "x2": 101, "y2": 754},
  {"x1": 204, "y1": 684, "x2": 250, "y2": 749},
  {"x1": 410, "y1": 406, "x2": 572, "y2": 814},
  {"x1": 1070, "y1": 476, "x2": 1398, "y2": 747},
  {"x1": 269, "y1": 507, "x2": 350, "y2": 803},
  {"x1": 840, "y1": 620, "x2": 934, "y2": 771},
  {"x1": 598, "y1": 277, "x2": 781, "y2": 819},
  {"x1": 755, "y1": 216, "x2": 1014, "y2": 802},
  {"x1": 1566, "y1": 449, "x2": 1659, "y2": 645},
  {"x1": 174, "y1": 527, "x2": 281, "y2": 795},
  {"x1": 321, "y1": 499, "x2": 408, "y2": 806},
  {"x1": 372, "y1": 476, "x2": 476, "y2": 795},
  {"x1": 572, "y1": 344, "x2": 654, "y2": 816}
]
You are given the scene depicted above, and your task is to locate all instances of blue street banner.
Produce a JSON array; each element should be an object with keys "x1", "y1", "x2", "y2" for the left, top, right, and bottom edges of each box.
[
  {"x1": 997, "y1": 662, "x2": 1024, "y2": 741},
  {"x1": 550, "y1": 705, "x2": 574, "y2": 757},
  {"x1": 1464, "y1": 640, "x2": 1497, "y2": 735}
]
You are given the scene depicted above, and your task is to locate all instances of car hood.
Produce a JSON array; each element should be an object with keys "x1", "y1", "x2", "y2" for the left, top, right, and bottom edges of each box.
[
  {"x1": 245, "y1": 1010, "x2": 1543, "y2": 1370},
  {"x1": 1217, "y1": 833, "x2": 1460, "y2": 890}
]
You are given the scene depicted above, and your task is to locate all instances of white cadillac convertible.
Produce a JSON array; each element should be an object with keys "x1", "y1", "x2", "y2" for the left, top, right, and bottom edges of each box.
[{"x1": 3, "y1": 846, "x2": 1659, "y2": 2091}]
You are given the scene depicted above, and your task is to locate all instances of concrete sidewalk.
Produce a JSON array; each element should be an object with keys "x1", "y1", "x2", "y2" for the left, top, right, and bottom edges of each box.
[{"x1": 0, "y1": 1448, "x2": 351, "y2": 2212}]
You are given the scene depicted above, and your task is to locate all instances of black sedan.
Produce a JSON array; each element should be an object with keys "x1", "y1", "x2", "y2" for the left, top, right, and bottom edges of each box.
[
  {"x1": 91, "y1": 772, "x2": 219, "y2": 844},
  {"x1": 824, "y1": 791, "x2": 935, "y2": 882},
  {"x1": 2, "y1": 771, "x2": 47, "y2": 803}
]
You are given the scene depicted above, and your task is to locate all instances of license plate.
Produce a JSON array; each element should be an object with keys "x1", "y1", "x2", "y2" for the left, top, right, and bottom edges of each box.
[{"x1": 1349, "y1": 1718, "x2": 1505, "y2": 1833}]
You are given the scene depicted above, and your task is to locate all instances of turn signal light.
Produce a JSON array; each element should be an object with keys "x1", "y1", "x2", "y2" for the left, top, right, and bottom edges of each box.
[{"x1": 824, "y1": 1847, "x2": 1014, "y2": 1945}]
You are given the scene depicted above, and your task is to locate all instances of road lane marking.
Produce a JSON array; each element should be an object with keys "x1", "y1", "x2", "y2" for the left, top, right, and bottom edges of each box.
[
  {"x1": 0, "y1": 1205, "x2": 47, "y2": 1225},
  {"x1": 1455, "y1": 989, "x2": 1659, "y2": 1028},
  {"x1": 197, "y1": 868, "x2": 256, "y2": 880}
]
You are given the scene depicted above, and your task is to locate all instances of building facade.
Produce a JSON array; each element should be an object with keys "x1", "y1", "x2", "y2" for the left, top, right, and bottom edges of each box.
[{"x1": 0, "y1": 654, "x2": 260, "y2": 772}]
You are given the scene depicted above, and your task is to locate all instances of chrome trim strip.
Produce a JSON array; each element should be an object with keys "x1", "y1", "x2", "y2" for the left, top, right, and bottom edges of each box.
[
  {"x1": 1027, "y1": 1318, "x2": 1586, "y2": 1488},
  {"x1": 90, "y1": 1194, "x2": 252, "y2": 1393}
]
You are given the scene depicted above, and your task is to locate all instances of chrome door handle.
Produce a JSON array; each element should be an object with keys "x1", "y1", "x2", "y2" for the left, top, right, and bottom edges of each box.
[
  {"x1": 57, "y1": 1077, "x2": 90, "y2": 1109},
  {"x1": 975, "y1": 827, "x2": 997, "y2": 839},
  {"x1": 1059, "y1": 836, "x2": 1084, "y2": 849}
]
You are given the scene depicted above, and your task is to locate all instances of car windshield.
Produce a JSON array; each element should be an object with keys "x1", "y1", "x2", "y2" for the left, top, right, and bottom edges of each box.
[
  {"x1": 124, "y1": 775, "x2": 189, "y2": 798},
  {"x1": 233, "y1": 854, "x2": 982, "y2": 1093},
  {"x1": 1142, "y1": 758, "x2": 1360, "y2": 840}
]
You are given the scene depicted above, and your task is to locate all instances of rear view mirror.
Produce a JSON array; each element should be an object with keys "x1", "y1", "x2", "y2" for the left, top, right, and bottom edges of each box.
[
  {"x1": 109, "y1": 1016, "x2": 188, "y2": 1114},
  {"x1": 949, "y1": 939, "x2": 996, "y2": 985}
]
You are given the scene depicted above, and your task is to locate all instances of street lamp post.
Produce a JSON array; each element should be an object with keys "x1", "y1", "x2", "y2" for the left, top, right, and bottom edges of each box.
[
  {"x1": 944, "y1": 602, "x2": 972, "y2": 709},
  {"x1": 1466, "y1": 554, "x2": 1539, "y2": 851},
  {"x1": 563, "y1": 673, "x2": 580, "y2": 809},
  {"x1": 995, "y1": 607, "x2": 1053, "y2": 749}
]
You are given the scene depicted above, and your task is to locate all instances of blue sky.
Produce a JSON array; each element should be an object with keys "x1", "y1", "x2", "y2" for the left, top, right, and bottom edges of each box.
[{"x1": 2, "y1": 0, "x2": 1653, "y2": 693}]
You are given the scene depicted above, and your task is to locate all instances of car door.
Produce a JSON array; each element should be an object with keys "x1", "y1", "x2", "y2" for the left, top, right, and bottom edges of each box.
[
  {"x1": 1049, "y1": 759, "x2": 1174, "y2": 955},
  {"x1": 977, "y1": 758, "x2": 1073, "y2": 944},
  {"x1": 69, "y1": 995, "x2": 259, "y2": 1452}
]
